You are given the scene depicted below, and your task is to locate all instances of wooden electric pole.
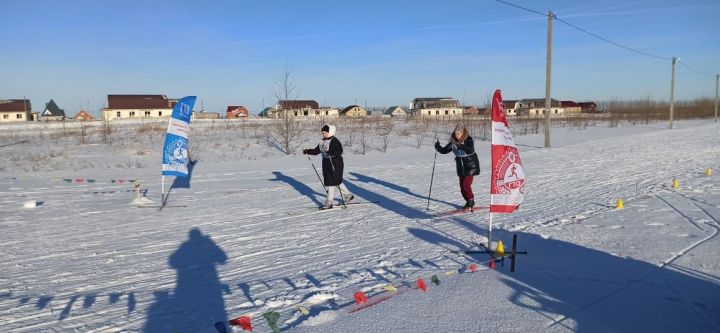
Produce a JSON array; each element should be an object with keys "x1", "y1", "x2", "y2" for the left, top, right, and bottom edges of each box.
[
  {"x1": 715, "y1": 74, "x2": 719, "y2": 122},
  {"x1": 544, "y1": 11, "x2": 553, "y2": 148},
  {"x1": 669, "y1": 56, "x2": 678, "y2": 129}
]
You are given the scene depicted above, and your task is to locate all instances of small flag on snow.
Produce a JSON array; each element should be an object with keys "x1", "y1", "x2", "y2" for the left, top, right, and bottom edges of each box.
[
  {"x1": 354, "y1": 291, "x2": 368, "y2": 304},
  {"x1": 469, "y1": 264, "x2": 478, "y2": 272},
  {"x1": 431, "y1": 275, "x2": 440, "y2": 285},
  {"x1": 229, "y1": 316, "x2": 252, "y2": 331},
  {"x1": 384, "y1": 285, "x2": 397, "y2": 293},
  {"x1": 417, "y1": 278, "x2": 427, "y2": 292},
  {"x1": 263, "y1": 311, "x2": 280, "y2": 333},
  {"x1": 297, "y1": 305, "x2": 310, "y2": 315}
]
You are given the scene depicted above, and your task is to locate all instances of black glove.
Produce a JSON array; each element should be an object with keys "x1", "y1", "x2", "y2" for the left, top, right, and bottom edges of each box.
[
  {"x1": 302, "y1": 149, "x2": 308, "y2": 154},
  {"x1": 434, "y1": 141, "x2": 441, "y2": 150}
]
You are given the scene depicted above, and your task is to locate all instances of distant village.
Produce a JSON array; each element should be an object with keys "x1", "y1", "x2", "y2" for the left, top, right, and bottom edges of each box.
[{"x1": 0, "y1": 95, "x2": 600, "y2": 123}]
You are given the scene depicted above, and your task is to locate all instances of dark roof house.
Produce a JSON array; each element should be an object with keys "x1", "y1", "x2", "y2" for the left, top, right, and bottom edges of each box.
[
  {"x1": 0, "y1": 99, "x2": 31, "y2": 112},
  {"x1": 278, "y1": 100, "x2": 319, "y2": 110},
  {"x1": 42, "y1": 99, "x2": 66, "y2": 119},
  {"x1": 107, "y1": 95, "x2": 173, "y2": 109}
]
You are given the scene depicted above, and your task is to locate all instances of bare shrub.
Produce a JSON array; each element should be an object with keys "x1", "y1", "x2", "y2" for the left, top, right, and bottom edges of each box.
[
  {"x1": 356, "y1": 117, "x2": 372, "y2": 155},
  {"x1": 101, "y1": 119, "x2": 114, "y2": 144},
  {"x1": 375, "y1": 118, "x2": 394, "y2": 152},
  {"x1": 273, "y1": 112, "x2": 302, "y2": 154},
  {"x1": 410, "y1": 118, "x2": 431, "y2": 148},
  {"x1": 78, "y1": 123, "x2": 88, "y2": 145}
]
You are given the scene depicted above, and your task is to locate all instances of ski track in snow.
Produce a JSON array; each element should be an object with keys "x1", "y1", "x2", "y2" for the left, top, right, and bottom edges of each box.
[
  {"x1": 547, "y1": 189, "x2": 720, "y2": 329},
  {"x1": 1, "y1": 122, "x2": 720, "y2": 332}
]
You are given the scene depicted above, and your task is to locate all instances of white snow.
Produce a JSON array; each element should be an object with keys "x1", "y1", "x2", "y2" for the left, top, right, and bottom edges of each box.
[{"x1": 1, "y1": 118, "x2": 719, "y2": 333}]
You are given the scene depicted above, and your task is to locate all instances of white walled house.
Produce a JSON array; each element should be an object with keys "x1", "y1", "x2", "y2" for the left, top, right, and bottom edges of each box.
[
  {"x1": 410, "y1": 97, "x2": 463, "y2": 117},
  {"x1": 271, "y1": 100, "x2": 339, "y2": 118},
  {"x1": 561, "y1": 101, "x2": 582, "y2": 114},
  {"x1": 101, "y1": 95, "x2": 174, "y2": 121},
  {"x1": 503, "y1": 100, "x2": 519, "y2": 116},
  {"x1": 384, "y1": 106, "x2": 409, "y2": 117},
  {"x1": 0, "y1": 99, "x2": 36, "y2": 122},
  {"x1": 516, "y1": 98, "x2": 564, "y2": 116},
  {"x1": 339, "y1": 105, "x2": 368, "y2": 117}
]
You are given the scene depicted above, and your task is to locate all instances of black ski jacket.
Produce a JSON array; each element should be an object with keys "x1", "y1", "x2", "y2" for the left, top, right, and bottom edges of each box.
[
  {"x1": 436, "y1": 136, "x2": 481, "y2": 177},
  {"x1": 307, "y1": 136, "x2": 345, "y2": 186}
]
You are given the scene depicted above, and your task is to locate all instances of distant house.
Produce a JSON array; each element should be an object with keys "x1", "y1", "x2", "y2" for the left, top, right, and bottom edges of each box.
[
  {"x1": 410, "y1": 97, "x2": 463, "y2": 117},
  {"x1": 193, "y1": 111, "x2": 220, "y2": 119},
  {"x1": 384, "y1": 106, "x2": 409, "y2": 117},
  {"x1": 579, "y1": 102, "x2": 599, "y2": 113},
  {"x1": 515, "y1": 98, "x2": 563, "y2": 116},
  {"x1": 339, "y1": 105, "x2": 368, "y2": 117},
  {"x1": 41, "y1": 99, "x2": 66, "y2": 121},
  {"x1": 258, "y1": 107, "x2": 272, "y2": 118},
  {"x1": 463, "y1": 106, "x2": 480, "y2": 115},
  {"x1": 503, "y1": 100, "x2": 519, "y2": 116},
  {"x1": 226, "y1": 105, "x2": 249, "y2": 118},
  {"x1": 271, "y1": 100, "x2": 338, "y2": 118},
  {"x1": 561, "y1": 101, "x2": 581, "y2": 114},
  {"x1": 0, "y1": 99, "x2": 36, "y2": 122},
  {"x1": 73, "y1": 110, "x2": 94, "y2": 121},
  {"x1": 101, "y1": 94, "x2": 175, "y2": 121}
]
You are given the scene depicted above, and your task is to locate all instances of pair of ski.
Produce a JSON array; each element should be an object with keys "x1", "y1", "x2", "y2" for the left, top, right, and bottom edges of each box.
[
  {"x1": 428, "y1": 206, "x2": 485, "y2": 218},
  {"x1": 313, "y1": 200, "x2": 379, "y2": 210}
]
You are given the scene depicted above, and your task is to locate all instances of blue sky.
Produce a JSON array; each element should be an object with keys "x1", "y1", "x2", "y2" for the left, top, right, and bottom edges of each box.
[{"x1": 1, "y1": 0, "x2": 718, "y2": 115}]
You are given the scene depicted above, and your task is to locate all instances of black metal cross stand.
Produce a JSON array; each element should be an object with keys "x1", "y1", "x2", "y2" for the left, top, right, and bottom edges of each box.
[{"x1": 465, "y1": 234, "x2": 528, "y2": 272}]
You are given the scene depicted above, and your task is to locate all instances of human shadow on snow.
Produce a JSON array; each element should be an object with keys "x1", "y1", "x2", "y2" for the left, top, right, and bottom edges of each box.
[
  {"x1": 270, "y1": 171, "x2": 324, "y2": 206},
  {"x1": 349, "y1": 172, "x2": 456, "y2": 208},
  {"x1": 408, "y1": 225, "x2": 720, "y2": 332},
  {"x1": 169, "y1": 160, "x2": 195, "y2": 190},
  {"x1": 143, "y1": 228, "x2": 228, "y2": 332},
  {"x1": 343, "y1": 181, "x2": 433, "y2": 219},
  {"x1": 162, "y1": 161, "x2": 195, "y2": 205}
]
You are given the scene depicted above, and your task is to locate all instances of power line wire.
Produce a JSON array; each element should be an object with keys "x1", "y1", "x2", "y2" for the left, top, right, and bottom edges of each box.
[
  {"x1": 678, "y1": 62, "x2": 715, "y2": 77},
  {"x1": 496, "y1": 0, "x2": 717, "y2": 76},
  {"x1": 553, "y1": 16, "x2": 670, "y2": 61},
  {"x1": 495, "y1": 0, "x2": 547, "y2": 17},
  {"x1": 495, "y1": 0, "x2": 670, "y2": 61}
]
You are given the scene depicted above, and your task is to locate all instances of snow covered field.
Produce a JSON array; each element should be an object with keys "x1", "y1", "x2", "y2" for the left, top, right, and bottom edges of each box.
[{"x1": 1, "y1": 118, "x2": 720, "y2": 332}]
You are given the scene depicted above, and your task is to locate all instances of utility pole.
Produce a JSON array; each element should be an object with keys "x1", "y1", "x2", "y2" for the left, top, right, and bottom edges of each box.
[
  {"x1": 544, "y1": 11, "x2": 553, "y2": 148},
  {"x1": 715, "y1": 74, "x2": 719, "y2": 122},
  {"x1": 669, "y1": 56, "x2": 678, "y2": 129}
]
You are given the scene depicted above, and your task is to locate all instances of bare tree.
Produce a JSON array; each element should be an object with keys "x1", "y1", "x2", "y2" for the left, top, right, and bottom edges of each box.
[
  {"x1": 273, "y1": 61, "x2": 298, "y2": 102},
  {"x1": 273, "y1": 113, "x2": 302, "y2": 154},
  {"x1": 272, "y1": 62, "x2": 302, "y2": 155},
  {"x1": 356, "y1": 117, "x2": 372, "y2": 155},
  {"x1": 411, "y1": 118, "x2": 430, "y2": 149},
  {"x1": 100, "y1": 118, "x2": 114, "y2": 144},
  {"x1": 375, "y1": 118, "x2": 394, "y2": 152}
]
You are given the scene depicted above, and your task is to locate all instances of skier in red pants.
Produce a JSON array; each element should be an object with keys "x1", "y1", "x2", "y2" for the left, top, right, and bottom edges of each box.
[{"x1": 435, "y1": 124, "x2": 481, "y2": 210}]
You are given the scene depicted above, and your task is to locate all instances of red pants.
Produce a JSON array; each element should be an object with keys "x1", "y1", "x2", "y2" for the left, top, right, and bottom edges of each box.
[{"x1": 459, "y1": 176, "x2": 474, "y2": 201}]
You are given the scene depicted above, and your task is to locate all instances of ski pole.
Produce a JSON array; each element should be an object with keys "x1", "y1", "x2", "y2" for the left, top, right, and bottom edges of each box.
[
  {"x1": 426, "y1": 139, "x2": 439, "y2": 210},
  {"x1": 306, "y1": 155, "x2": 327, "y2": 194},
  {"x1": 328, "y1": 156, "x2": 348, "y2": 209}
]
